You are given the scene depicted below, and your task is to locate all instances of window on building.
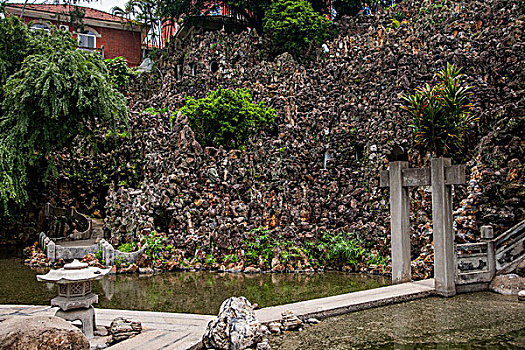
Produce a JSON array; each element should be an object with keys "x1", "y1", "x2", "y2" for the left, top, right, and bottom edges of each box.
[
  {"x1": 78, "y1": 31, "x2": 96, "y2": 49},
  {"x1": 30, "y1": 23, "x2": 50, "y2": 32}
]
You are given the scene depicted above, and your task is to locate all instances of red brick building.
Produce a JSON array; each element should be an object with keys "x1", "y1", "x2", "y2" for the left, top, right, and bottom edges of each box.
[{"x1": 5, "y1": 4, "x2": 146, "y2": 66}]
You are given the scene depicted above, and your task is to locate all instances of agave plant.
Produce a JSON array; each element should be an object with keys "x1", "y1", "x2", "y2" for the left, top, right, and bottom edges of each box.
[{"x1": 402, "y1": 63, "x2": 477, "y2": 159}]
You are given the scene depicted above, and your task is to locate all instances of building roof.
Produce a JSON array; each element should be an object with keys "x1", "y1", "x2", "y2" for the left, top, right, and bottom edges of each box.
[{"x1": 8, "y1": 3, "x2": 123, "y2": 23}]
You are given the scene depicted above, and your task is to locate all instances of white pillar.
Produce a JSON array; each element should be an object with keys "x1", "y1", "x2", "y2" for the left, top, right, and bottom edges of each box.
[
  {"x1": 431, "y1": 158, "x2": 456, "y2": 297},
  {"x1": 389, "y1": 161, "x2": 412, "y2": 284}
]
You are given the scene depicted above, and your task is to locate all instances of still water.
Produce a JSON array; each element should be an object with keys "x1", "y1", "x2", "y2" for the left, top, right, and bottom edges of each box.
[
  {"x1": 0, "y1": 256, "x2": 388, "y2": 315},
  {"x1": 269, "y1": 291, "x2": 525, "y2": 350}
]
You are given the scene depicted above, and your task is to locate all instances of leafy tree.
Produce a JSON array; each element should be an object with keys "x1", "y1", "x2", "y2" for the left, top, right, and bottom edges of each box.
[
  {"x1": 263, "y1": 0, "x2": 332, "y2": 56},
  {"x1": 0, "y1": 15, "x2": 34, "y2": 87},
  {"x1": 179, "y1": 86, "x2": 276, "y2": 149},
  {"x1": 0, "y1": 22, "x2": 127, "y2": 214},
  {"x1": 112, "y1": 0, "x2": 163, "y2": 48},
  {"x1": 158, "y1": 0, "x2": 206, "y2": 22},
  {"x1": 104, "y1": 56, "x2": 137, "y2": 89},
  {"x1": 401, "y1": 63, "x2": 477, "y2": 159}
]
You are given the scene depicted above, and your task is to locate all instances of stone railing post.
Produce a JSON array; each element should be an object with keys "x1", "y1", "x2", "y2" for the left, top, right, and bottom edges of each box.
[
  {"x1": 101, "y1": 240, "x2": 115, "y2": 266},
  {"x1": 431, "y1": 158, "x2": 455, "y2": 297},
  {"x1": 482, "y1": 225, "x2": 496, "y2": 280},
  {"x1": 47, "y1": 240, "x2": 56, "y2": 263},
  {"x1": 389, "y1": 161, "x2": 411, "y2": 284}
]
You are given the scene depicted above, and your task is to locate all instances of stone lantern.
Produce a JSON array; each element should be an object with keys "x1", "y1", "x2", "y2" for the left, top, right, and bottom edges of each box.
[{"x1": 37, "y1": 259, "x2": 110, "y2": 338}]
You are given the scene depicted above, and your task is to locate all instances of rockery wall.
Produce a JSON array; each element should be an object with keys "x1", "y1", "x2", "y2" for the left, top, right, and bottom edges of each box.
[{"x1": 52, "y1": 0, "x2": 523, "y2": 266}]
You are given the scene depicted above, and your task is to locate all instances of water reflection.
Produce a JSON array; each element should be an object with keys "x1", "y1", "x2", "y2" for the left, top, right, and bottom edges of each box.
[{"x1": 0, "y1": 257, "x2": 388, "y2": 315}]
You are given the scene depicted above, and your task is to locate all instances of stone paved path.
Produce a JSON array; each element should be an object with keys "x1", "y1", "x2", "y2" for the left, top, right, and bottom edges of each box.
[
  {"x1": 0, "y1": 279, "x2": 435, "y2": 349},
  {"x1": 0, "y1": 305, "x2": 213, "y2": 350}
]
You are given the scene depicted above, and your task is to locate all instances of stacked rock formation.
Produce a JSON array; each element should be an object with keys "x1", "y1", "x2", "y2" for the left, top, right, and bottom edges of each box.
[{"x1": 26, "y1": 0, "x2": 522, "y2": 273}]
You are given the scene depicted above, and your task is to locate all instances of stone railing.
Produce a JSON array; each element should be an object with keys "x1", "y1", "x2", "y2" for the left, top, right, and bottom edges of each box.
[
  {"x1": 98, "y1": 239, "x2": 148, "y2": 266},
  {"x1": 40, "y1": 232, "x2": 148, "y2": 266},
  {"x1": 43, "y1": 203, "x2": 93, "y2": 241},
  {"x1": 40, "y1": 203, "x2": 147, "y2": 266},
  {"x1": 456, "y1": 220, "x2": 525, "y2": 291}
]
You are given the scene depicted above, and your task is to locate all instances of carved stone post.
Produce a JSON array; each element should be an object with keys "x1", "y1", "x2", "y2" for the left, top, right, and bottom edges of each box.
[
  {"x1": 381, "y1": 158, "x2": 465, "y2": 295},
  {"x1": 431, "y1": 158, "x2": 456, "y2": 297},
  {"x1": 389, "y1": 161, "x2": 411, "y2": 284}
]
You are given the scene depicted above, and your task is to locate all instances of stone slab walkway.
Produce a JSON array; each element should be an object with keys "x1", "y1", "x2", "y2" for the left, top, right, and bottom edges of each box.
[
  {"x1": 255, "y1": 279, "x2": 435, "y2": 323},
  {"x1": 0, "y1": 279, "x2": 435, "y2": 349},
  {"x1": 0, "y1": 305, "x2": 213, "y2": 350}
]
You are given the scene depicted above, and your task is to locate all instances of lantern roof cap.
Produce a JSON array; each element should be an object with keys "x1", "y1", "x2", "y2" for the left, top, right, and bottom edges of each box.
[{"x1": 37, "y1": 259, "x2": 110, "y2": 283}]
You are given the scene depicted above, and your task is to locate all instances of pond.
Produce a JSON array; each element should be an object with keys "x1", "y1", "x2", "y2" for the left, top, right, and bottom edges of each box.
[
  {"x1": 0, "y1": 255, "x2": 389, "y2": 315},
  {"x1": 269, "y1": 291, "x2": 525, "y2": 350}
]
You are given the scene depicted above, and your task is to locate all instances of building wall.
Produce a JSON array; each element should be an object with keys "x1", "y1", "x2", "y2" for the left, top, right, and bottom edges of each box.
[
  {"x1": 95, "y1": 26, "x2": 143, "y2": 66},
  {"x1": 17, "y1": 16, "x2": 143, "y2": 66}
]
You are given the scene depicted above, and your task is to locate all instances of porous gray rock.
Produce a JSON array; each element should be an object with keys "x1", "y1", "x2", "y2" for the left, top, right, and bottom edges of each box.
[
  {"x1": 267, "y1": 322, "x2": 282, "y2": 334},
  {"x1": 0, "y1": 315, "x2": 89, "y2": 350},
  {"x1": 108, "y1": 317, "x2": 142, "y2": 343},
  {"x1": 202, "y1": 296, "x2": 264, "y2": 350},
  {"x1": 280, "y1": 310, "x2": 303, "y2": 331},
  {"x1": 490, "y1": 274, "x2": 525, "y2": 295},
  {"x1": 306, "y1": 318, "x2": 320, "y2": 324}
]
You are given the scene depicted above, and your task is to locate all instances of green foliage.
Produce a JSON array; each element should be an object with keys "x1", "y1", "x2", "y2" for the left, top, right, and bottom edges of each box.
[
  {"x1": 112, "y1": 0, "x2": 163, "y2": 48},
  {"x1": 94, "y1": 250, "x2": 103, "y2": 261},
  {"x1": 179, "y1": 86, "x2": 276, "y2": 149},
  {"x1": 114, "y1": 256, "x2": 125, "y2": 268},
  {"x1": 0, "y1": 16, "x2": 34, "y2": 87},
  {"x1": 393, "y1": 9, "x2": 405, "y2": 22},
  {"x1": 158, "y1": 0, "x2": 206, "y2": 30},
  {"x1": 117, "y1": 242, "x2": 136, "y2": 253},
  {"x1": 222, "y1": 254, "x2": 239, "y2": 264},
  {"x1": 367, "y1": 252, "x2": 388, "y2": 268},
  {"x1": 205, "y1": 253, "x2": 217, "y2": 266},
  {"x1": 242, "y1": 227, "x2": 276, "y2": 267},
  {"x1": 104, "y1": 56, "x2": 136, "y2": 89},
  {"x1": 0, "y1": 20, "x2": 128, "y2": 215},
  {"x1": 315, "y1": 232, "x2": 366, "y2": 267},
  {"x1": 263, "y1": 0, "x2": 332, "y2": 56},
  {"x1": 144, "y1": 233, "x2": 165, "y2": 259},
  {"x1": 401, "y1": 63, "x2": 477, "y2": 159},
  {"x1": 241, "y1": 228, "x2": 385, "y2": 270}
]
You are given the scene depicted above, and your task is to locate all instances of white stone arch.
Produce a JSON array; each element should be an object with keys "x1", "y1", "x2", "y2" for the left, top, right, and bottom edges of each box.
[
  {"x1": 29, "y1": 19, "x2": 51, "y2": 31},
  {"x1": 77, "y1": 26, "x2": 101, "y2": 38}
]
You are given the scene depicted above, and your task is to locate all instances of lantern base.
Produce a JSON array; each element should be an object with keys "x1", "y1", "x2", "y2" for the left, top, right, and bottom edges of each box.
[{"x1": 55, "y1": 305, "x2": 96, "y2": 338}]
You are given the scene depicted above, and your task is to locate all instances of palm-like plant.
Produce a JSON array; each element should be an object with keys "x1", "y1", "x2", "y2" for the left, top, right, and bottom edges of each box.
[
  {"x1": 402, "y1": 63, "x2": 477, "y2": 159},
  {"x1": 112, "y1": 0, "x2": 163, "y2": 48}
]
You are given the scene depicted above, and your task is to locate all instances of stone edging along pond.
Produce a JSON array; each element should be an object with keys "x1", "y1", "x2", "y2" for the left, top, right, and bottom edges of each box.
[
  {"x1": 38, "y1": 232, "x2": 147, "y2": 267},
  {"x1": 31, "y1": 233, "x2": 390, "y2": 276}
]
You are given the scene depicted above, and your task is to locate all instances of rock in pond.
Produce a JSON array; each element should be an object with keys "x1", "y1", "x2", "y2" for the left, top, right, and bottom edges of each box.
[
  {"x1": 202, "y1": 296, "x2": 265, "y2": 350},
  {"x1": 490, "y1": 274, "x2": 525, "y2": 295}
]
